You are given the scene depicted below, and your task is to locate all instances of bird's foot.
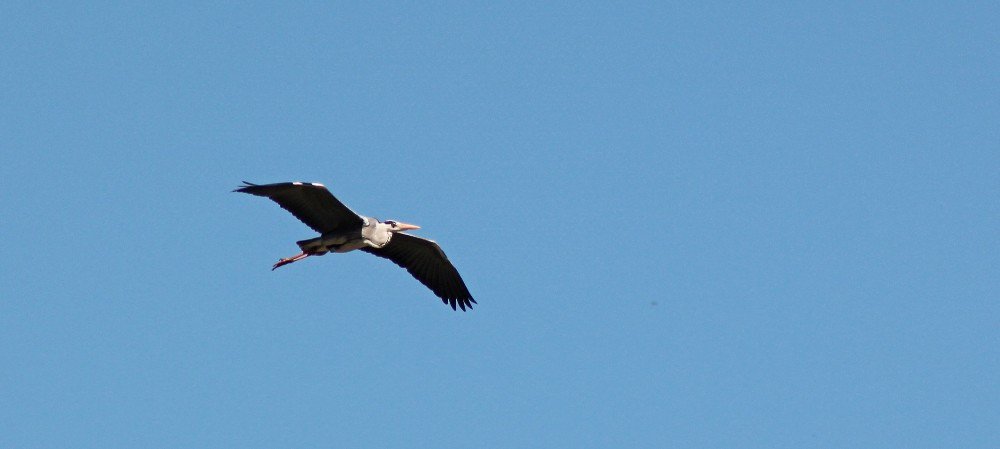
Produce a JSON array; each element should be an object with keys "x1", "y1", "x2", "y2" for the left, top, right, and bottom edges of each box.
[{"x1": 272, "y1": 252, "x2": 309, "y2": 270}]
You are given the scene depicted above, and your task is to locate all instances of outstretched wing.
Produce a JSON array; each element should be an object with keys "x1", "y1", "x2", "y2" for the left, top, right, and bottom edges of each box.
[
  {"x1": 362, "y1": 233, "x2": 476, "y2": 311},
  {"x1": 234, "y1": 181, "x2": 364, "y2": 234}
]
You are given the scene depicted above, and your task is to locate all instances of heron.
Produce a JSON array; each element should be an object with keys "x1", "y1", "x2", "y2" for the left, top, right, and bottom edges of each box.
[{"x1": 235, "y1": 181, "x2": 475, "y2": 311}]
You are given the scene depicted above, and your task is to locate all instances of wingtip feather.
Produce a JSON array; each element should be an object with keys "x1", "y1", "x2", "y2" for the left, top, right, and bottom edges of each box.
[{"x1": 233, "y1": 181, "x2": 258, "y2": 192}]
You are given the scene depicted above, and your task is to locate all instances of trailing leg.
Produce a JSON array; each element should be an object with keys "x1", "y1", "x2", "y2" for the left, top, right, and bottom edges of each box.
[{"x1": 272, "y1": 252, "x2": 310, "y2": 270}]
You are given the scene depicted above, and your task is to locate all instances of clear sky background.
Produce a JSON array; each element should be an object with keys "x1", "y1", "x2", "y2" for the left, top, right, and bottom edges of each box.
[{"x1": 1, "y1": 2, "x2": 997, "y2": 448}]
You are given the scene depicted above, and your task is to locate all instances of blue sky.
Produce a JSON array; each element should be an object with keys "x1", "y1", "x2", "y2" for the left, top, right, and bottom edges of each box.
[{"x1": 1, "y1": 2, "x2": 997, "y2": 448}]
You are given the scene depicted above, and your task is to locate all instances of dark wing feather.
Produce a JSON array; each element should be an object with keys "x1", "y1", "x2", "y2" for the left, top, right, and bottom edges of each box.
[
  {"x1": 234, "y1": 181, "x2": 363, "y2": 233},
  {"x1": 361, "y1": 233, "x2": 476, "y2": 311}
]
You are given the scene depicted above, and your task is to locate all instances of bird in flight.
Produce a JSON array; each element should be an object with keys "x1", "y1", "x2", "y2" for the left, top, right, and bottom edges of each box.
[{"x1": 235, "y1": 181, "x2": 475, "y2": 311}]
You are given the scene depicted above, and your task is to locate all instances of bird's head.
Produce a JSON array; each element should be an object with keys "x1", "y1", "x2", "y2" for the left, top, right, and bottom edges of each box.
[{"x1": 383, "y1": 220, "x2": 421, "y2": 232}]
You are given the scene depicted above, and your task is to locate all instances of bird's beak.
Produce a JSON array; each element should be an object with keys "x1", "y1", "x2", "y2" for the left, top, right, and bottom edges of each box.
[{"x1": 396, "y1": 222, "x2": 421, "y2": 231}]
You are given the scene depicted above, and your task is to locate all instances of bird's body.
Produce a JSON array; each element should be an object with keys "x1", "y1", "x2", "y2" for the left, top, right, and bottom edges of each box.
[
  {"x1": 235, "y1": 181, "x2": 475, "y2": 311},
  {"x1": 296, "y1": 217, "x2": 386, "y2": 255}
]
